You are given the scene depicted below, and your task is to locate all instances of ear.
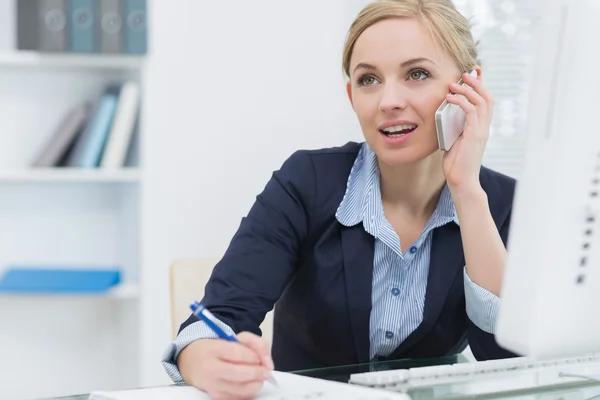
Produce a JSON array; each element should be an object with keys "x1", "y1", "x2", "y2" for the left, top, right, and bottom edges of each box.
[
  {"x1": 471, "y1": 65, "x2": 483, "y2": 81},
  {"x1": 346, "y1": 81, "x2": 354, "y2": 109}
]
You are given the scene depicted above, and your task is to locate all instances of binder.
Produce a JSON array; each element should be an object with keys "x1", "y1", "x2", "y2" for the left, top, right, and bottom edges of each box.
[
  {"x1": 31, "y1": 101, "x2": 93, "y2": 167},
  {"x1": 16, "y1": 0, "x2": 39, "y2": 50},
  {"x1": 68, "y1": 0, "x2": 96, "y2": 53},
  {"x1": 101, "y1": 81, "x2": 141, "y2": 168},
  {"x1": 67, "y1": 85, "x2": 121, "y2": 168},
  {"x1": 38, "y1": 0, "x2": 68, "y2": 51},
  {"x1": 0, "y1": 267, "x2": 121, "y2": 294},
  {"x1": 98, "y1": 0, "x2": 124, "y2": 53},
  {"x1": 123, "y1": 0, "x2": 147, "y2": 54}
]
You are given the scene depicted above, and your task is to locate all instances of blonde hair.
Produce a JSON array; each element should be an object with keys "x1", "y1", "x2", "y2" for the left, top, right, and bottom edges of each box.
[{"x1": 342, "y1": 0, "x2": 479, "y2": 79}]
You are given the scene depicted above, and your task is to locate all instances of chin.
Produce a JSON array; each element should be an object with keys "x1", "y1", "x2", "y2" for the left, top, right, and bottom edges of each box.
[
  {"x1": 369, "y1": 140, "x2": 439, "y2": 167},
  {"x1": 376, "y1": 150, "x2": 431, "y2": 167}
]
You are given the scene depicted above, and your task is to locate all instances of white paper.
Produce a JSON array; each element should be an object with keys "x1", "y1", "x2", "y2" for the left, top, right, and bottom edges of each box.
[{"x1": 88, "y1": 371, "x2": 410, "y2": 400}]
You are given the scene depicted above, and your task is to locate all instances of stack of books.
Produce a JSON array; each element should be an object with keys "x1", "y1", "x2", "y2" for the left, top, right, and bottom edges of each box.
[{"x1": 31, "y1": 81, "x2": 141, "y2": 168}]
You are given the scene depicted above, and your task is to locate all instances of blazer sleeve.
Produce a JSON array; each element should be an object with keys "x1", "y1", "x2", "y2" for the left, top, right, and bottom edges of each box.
[
  {"x1": 466, "y1": 210, "x2": 520, "y2": 360},
  {"x1": 177, "y1": 150, "x2": 316, "y2": 336}
]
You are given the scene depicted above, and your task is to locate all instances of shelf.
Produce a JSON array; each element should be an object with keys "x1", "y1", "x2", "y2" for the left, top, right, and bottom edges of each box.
[
  {"x1": 0, "y1": 283, "x2": 140, "y2": 300},
  {"x1": 0, "y1": 168, "x2": 142, "y2": 183},
  {"x1": 105, "y1": 283, "x2": 140, "y2": 299},
  {"x1": 0, "y1": 51, "x2": 145, "y2": 71}
]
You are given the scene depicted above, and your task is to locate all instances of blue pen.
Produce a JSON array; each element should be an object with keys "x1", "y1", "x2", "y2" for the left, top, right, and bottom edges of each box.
[{"x1": 190, "y1": 301, "x2": 278, "y2": 386}]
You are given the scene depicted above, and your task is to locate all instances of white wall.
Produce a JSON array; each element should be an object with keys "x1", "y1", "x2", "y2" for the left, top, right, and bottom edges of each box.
[
  {"x1": 0, "y1": 0, "x2": 491, "y2": 394},
  {"x1": 140, "y1": 0, "x2": 364, "y2": 386},
  {"x1": 0, "y1": 1, "x2": 519, "y2": 394}
]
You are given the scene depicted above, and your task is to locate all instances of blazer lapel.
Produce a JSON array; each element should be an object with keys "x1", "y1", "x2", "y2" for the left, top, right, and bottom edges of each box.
[
  {"x1": 391, "y1": 222, "x2": 464, "y2": 356},
  {"x1": 341, "y1": 224, "x2": 375, "y2": 364}
]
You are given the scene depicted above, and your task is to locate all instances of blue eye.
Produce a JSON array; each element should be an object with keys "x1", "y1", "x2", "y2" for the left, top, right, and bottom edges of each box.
[
  {"x1": 408, "y1": 69, "x2": 431, "y2": 81},
  {"x1": 358, "y1": 75, "x2": 380, "y2": 86}
]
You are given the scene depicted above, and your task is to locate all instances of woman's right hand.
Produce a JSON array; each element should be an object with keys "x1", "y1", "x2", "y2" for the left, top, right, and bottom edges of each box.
[{"x1": 177, "y1": 332, "x2": 274, "y2": 400}]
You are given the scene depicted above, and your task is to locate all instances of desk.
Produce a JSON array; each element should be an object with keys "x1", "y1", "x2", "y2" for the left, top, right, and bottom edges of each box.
[{"x1": 41, "y1": 355, "x2": 600, "y2": 400}]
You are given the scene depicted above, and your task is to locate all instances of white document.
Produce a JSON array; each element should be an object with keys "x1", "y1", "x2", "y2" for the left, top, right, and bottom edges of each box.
[{"x1": 88, "y1": 371, "x2": 410, "y2": 400}]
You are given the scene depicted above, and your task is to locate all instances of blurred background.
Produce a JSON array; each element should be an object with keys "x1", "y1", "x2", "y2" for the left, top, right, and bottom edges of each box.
[{"x1": 0, "y1": 0, "x2": 539, "y2": 398}]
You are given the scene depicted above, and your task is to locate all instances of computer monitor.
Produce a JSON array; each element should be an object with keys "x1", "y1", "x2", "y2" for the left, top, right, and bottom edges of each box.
[{"x1": 495, "y1": 0, "x2": 600, "y2": 358}]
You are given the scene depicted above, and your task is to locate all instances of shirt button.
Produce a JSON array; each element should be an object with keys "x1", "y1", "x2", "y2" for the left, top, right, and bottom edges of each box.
[
  {"x1": 409, "y1": 246, "x2": 417, "y2": 254},
  {"x1": 391, "y1": 288, "x2": 400, "y2": 296},
  {"x1": 385, "y1": 331, "x2": 394, "y2": 339}
]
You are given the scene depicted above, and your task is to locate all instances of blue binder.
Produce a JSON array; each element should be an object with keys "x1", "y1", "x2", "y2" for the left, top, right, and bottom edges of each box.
[
  {"x1": 124, "y1": 0, "x2": 147, "y2": 54},
  {"x1": 0, "y1": 267, "x2": 121, "y2": 294},
  {"x1": 66, "y1": 85, "x2": 121, "y2": 168},
  {"x1": 68, "y1": 0, "x2": 97, "y2": 53}
]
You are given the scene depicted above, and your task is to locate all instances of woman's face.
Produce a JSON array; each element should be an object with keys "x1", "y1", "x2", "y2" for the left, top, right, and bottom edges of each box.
[{"x1": 347, "y1": 17, "x2": 468, "y2": 167}]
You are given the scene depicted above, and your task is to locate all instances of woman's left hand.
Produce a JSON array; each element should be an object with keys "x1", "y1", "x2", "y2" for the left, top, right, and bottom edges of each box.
[{"x1": 442, "y1": 70, "x2": 494, "y2": 193}]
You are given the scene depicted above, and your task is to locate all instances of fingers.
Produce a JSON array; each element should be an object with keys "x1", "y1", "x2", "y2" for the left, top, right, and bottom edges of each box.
[
  {"x1": 237, "y1": 331, "x2": 274, "y2": 370},
  {"x1": 459, "y1": 71, "x2": 495, "y2": 115},
  {"x1": 212, "y1": 359, "x2": 271, "y2": 383},
  {"x1": 445, "y1": 92, "x2": 479, "y2": 139},
  {"x1": 446, "y1": 91, "x2": 477, "y2": 114},
  {"x1": 446, "y1": 70, "x2": 497, "y2": 140},
  {"x1": 179, "y1": 337, "x2": 269, "y2": 400},
  {"x1": 449, "y1": 81, "x2": 485, "y2": 111},
  {"x1": 215, "y1": 339, "x2": 261, "y2": 365},
  {"x1": 207, "y1": 359, "x2": 267, "y2": 400},
  {"x1": 204, "y1": 351, "x2": 268, "y2": 400}
]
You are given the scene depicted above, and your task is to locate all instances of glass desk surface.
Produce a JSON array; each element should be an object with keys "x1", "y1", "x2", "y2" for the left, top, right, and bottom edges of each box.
[{"x1": 42, "y1": 355, "x2": 600, "y2": 400}]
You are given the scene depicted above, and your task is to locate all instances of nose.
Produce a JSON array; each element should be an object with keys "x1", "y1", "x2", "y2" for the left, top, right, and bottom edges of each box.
[{"x1": 378, "y1": 82, "x2": 407, "y2": 113}]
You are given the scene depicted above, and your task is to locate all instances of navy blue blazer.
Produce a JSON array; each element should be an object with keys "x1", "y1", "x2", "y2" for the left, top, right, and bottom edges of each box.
[{"x1": 179, "y1": 141, "x2": 518, "y2": 371}]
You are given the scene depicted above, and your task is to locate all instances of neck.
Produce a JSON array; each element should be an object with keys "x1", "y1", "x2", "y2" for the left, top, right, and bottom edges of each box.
[{"x1": 378, "y1": 151, "x2": 446, "y2": 218}]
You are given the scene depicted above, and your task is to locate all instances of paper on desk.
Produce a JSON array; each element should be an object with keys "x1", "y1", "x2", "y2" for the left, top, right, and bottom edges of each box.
[{"x1": 88, "y1": 370, "x2": 410, "y2": 399}]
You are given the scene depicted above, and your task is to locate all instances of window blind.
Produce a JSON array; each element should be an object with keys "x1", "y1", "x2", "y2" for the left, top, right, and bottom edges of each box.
[{"x1": 454, "y1": 0, "x2": 542, "y2": 179}]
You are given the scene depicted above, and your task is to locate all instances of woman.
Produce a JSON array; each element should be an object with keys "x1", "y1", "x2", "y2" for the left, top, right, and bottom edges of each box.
[{"x1": 162, "y1": 0, "x2": 516, "y2": 398}]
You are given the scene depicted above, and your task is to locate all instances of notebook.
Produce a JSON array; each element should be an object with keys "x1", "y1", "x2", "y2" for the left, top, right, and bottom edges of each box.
[{"x1": 88, "y1": 371, "x2": 410, "y2": 399}]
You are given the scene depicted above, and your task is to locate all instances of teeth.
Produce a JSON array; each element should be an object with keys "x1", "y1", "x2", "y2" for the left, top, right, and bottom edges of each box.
[
  {"x1": 387, "y1": 133, "x2": 406, "y2": 137},
  {"x1": 383, "y1": 124, "x2": 417, "y2": 133}
]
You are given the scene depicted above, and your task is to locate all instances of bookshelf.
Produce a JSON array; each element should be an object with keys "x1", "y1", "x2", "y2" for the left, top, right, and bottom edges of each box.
[
  {"x1": 0, "y1": 46, "x2": 146, "y2": 400},
  {"x1": 0, "y1": 168, "x2": 142, "y2": 184},
  {"x1": 0, "y1": 168, "x2": 142, "y2": 183},
  {"x1": 0, "y1": 0, "x2": 152, "y2": 395},
  {"x1": 0, "y1": 51, "x2": 145, "y2": 70},
  {"x1": 0, "y1": 282, "x2": 140, "y2": 299}
]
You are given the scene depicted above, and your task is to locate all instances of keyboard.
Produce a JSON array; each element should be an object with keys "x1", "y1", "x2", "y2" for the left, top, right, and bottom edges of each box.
[{"x1": 349, "y1": 353, "x2": 600, "y2": 398}]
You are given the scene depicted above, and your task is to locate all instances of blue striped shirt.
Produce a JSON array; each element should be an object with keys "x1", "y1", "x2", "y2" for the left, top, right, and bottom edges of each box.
[
  {"x1": 161, "y1": 142, "x2": 500, "y2": 382},
  {"x1": 336, "y1": 142, "x2": 499, "y2": 359}
]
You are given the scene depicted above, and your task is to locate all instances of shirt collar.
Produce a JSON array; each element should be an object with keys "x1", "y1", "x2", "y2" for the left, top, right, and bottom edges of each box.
[{"x1": 335, "y1": 142, "x2": 459, "y2": 229}]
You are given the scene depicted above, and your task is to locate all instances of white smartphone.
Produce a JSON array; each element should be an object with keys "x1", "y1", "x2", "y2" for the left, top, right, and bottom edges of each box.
[{"x1": 435, "y1": 69, "x2": 478, "y2": 151}]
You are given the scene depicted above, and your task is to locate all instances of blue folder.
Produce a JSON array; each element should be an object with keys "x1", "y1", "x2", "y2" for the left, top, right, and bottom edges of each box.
[
  {"x1": 66, "y1": 85, "x2": 121, "y2": 168},
  {"x1": 68, "y1": 0, "x2": 97, "y2": 53},
  {"x1": 0, "y1": 267, "x2": 121, "y2": 294},
  {"x1": 124, "y1": 0, "x2": 148, "y2": 54}
]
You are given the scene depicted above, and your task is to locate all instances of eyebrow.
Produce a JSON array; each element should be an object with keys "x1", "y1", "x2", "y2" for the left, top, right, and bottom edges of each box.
[{"x1": 352, "y1": 57, "x2": 438, "y2": 75}]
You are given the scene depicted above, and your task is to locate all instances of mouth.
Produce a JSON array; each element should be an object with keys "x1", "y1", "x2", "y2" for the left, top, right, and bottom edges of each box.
[{"x1": 378, "y1": 124, "x2": 418, "y2": 138}]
